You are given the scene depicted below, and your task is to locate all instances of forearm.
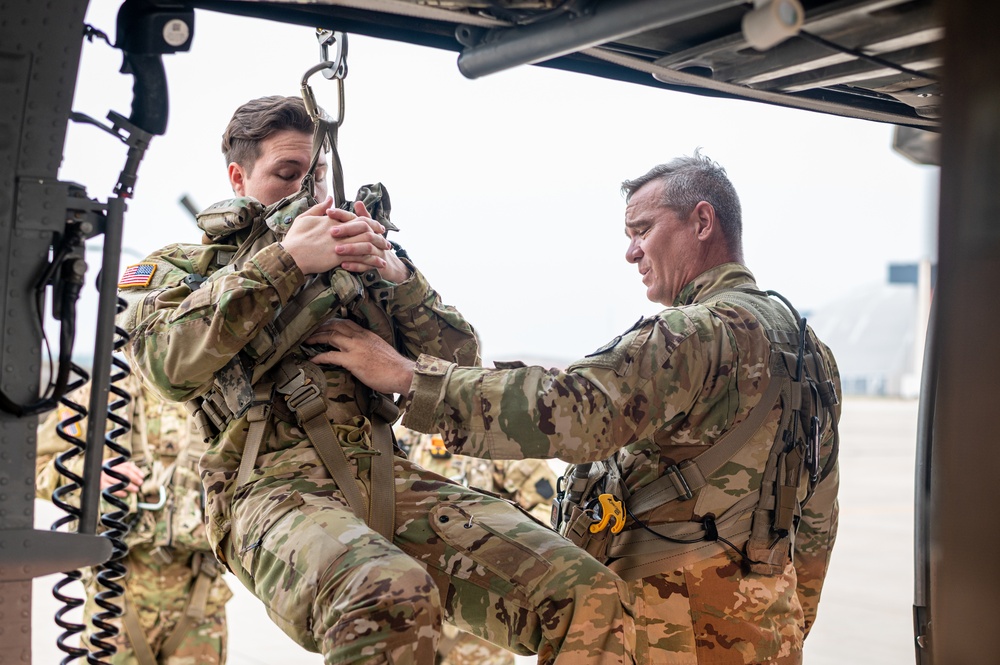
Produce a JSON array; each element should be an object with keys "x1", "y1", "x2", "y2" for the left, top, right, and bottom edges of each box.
[{"x1": 403, "y1": 356, "x2": 626, "y2": 464}]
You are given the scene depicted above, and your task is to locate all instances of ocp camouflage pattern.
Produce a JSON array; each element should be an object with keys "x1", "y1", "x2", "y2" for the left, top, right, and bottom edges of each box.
[
  {"x1": 403, "y1": 263, "x2": 841, "y2": 664},
  {"x1": 118, "y1": 228, "x2": 634, "y2": 664}
]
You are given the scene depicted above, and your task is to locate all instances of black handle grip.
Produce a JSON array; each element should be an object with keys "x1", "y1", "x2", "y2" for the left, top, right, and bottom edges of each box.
[{"x1": 124, "y1": 52, "x2": 168, "y2": 136}]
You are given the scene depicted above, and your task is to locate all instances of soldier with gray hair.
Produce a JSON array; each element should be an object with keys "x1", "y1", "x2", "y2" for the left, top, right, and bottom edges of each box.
[
  {"x1": 118, "y1": 95, "x2": 634, "y2": 665},
  {"x1": 319, "y1": 150, "x2": 842, "y2": 664}
]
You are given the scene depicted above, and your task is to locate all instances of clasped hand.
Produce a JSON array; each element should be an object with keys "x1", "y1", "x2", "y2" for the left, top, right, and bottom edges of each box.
[{"x1": 282, "y1": 197, "x2": 409, "y2": 283}]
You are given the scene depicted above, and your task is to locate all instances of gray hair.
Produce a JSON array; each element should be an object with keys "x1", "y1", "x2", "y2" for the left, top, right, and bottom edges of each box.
[{"x1": 621, "y1": 150, "x2": 743, "y2": 251}]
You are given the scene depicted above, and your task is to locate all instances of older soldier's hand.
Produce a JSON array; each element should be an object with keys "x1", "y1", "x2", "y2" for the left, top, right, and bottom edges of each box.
[
  {"x1": 306, "y1": 319, "x2": 415, "y2": 395},
  {"x1": 283, "y1": 197, "x2": 395, "y2": 276},
  {"x1": 329, "y1": 201, "x2": 411, "y2": 283}
]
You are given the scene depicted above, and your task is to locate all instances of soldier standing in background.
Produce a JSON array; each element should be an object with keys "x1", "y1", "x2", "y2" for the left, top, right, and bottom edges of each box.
[
  {"x1": 36, "y1": 373, "x2": 231, "y2": 664},
  {"x1": 401, "y1": 425, "x2": 559, "y2": 665},
  {"x1": 314, "y1": 151, "x2": 842, "y2": 664}
]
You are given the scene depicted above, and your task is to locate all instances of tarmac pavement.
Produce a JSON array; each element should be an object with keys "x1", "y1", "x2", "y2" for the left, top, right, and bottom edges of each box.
[{"x1": 30, "y1": 396, "x2": 919, "y2": 664}]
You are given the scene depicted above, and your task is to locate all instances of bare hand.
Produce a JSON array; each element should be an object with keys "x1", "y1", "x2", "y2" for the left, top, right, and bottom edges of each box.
[
  {"x1": 328, "y1": 201, "x2": 411, "y2": 283},
  {"x1": 282, "y1": 198, "x2": 395, "y2": 275},
  {"x1": 306, "y1": 319, "x2": 415, "y2": 394},
  {"x1": 101, "y1": 461, "x2": 144, "y2": 497}
]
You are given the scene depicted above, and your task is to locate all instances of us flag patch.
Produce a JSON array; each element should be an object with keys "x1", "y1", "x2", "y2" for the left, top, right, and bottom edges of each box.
[{"x1": 119, "y1": 263, "x2": 156, "y2": 288}]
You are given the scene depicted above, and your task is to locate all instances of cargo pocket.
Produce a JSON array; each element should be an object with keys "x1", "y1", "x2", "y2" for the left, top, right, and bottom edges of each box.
[
  {"x1": 429, "y1": 501, "x2": 553, "y2": 605},
  {"x1": 231, "y1": 490, "x2": 306, "y2": 582}
]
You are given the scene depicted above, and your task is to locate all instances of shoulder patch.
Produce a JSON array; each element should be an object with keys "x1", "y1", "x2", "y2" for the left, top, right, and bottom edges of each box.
[{"x1": 118, "y1": 263, "x2": 157, "y2": 288}]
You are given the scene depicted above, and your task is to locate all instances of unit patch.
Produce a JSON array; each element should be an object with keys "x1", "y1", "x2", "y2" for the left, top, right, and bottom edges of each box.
[{"x1": 119, "y1": 263, "x2": 156, "y2": 288}]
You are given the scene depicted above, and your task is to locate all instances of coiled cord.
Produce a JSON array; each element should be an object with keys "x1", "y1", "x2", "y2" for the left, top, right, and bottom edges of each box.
[
  {"x1": 87, "y1": 298, "x2": 133, "y2": 664},
  {"x1": 50, "y1": 363, "x2": 92, "y2": 664}
]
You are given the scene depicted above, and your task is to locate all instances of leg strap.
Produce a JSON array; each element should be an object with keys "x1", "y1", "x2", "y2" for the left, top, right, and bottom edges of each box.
[
  {"x1": 366, "y1": 392, "x2": 399, "y2": 540},
  {"x1": 274, "y1": 360, "x2": 370, "y2": 525},
  {"x1": 160, "y1": 552, "x2": 221, "y2": 658},
  {"x1": 122, "y1": 589, "x2": 158, "y2": 665}
]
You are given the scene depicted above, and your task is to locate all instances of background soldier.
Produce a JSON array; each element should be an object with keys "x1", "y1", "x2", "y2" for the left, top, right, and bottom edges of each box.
[
  {"x1": 36, "y1": 373, "x2": 231, "y2": 664},
  {"x1": 119, "y1": 96, "x2": 633, "y2": 665},
  {"x1": 401, "y1": 425, "x2": 558, "y2": 665},
  {"x1": 317, "y1": 151, "x2": 842, "y2": 665}
]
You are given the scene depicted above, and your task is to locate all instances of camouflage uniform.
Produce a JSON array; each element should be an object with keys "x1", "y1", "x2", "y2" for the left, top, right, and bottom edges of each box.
[
  {"x1": 403, "y1": 264, "x2": 841, "y2": 665},
  {"x1": 118, "y1": 219, "x2": 633, "y2": 665},
  {"x1": 36, "y1": 374, "x2": 232, "y2": 664},
  {"x1": 404, "y1": 427, "x2": 559, "y2": 665}
]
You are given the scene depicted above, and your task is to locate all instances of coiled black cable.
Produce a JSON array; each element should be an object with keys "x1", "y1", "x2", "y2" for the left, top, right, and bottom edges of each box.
[
  {"x1": 50, "y1": 363, "x2": 92, "y2": 664},
  {"x1": 87, "y1": 297, "x2": 133, "y2": 664}
]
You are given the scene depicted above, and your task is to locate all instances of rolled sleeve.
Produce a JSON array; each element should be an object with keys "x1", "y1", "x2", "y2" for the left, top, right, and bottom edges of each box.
[{"x1": 403, "y1": 354, "x2": 456, "y2": 432}]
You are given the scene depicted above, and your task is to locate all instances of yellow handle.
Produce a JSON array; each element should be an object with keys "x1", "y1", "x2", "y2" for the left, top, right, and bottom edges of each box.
[{"x1": 589, "y1": 493, "x2": 626, "y2": 534}]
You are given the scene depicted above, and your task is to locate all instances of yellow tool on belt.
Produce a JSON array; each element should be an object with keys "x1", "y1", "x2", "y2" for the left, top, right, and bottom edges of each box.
[
  {"x1": 589, "y1": 493, "x2": 626, "y2": 534},
  {"x1": 428, "y1": 434, "x2": 451, "y2": 459}
]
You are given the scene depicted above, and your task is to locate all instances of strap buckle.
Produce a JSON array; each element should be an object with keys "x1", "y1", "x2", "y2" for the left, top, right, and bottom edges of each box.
[
  {"x1": 277, "y1": 368, "x2": 322, "y2": 414},
  {"x1": 665, "y1": 464, "x2": 694, "y2": 501}
]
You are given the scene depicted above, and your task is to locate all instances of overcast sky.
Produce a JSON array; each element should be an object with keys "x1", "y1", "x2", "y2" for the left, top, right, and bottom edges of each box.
[{"x1": 58, "y1": 2, "x2": 939, "y2": 365}]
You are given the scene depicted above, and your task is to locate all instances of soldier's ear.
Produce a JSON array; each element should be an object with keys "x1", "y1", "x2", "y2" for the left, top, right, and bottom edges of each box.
[
  {"x1": 692, "y1": 201, "x2": 716, "y2": 241},
  {"x1": 228, "y1": 162, "x2": 247, "y2": 196}
]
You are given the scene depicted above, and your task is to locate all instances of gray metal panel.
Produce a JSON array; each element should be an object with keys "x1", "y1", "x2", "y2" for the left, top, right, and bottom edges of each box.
[
  {"x1": 0, "y1": 0, "x2": 90, "y2": 662},
  {"x1": 930, "y1": 0, "x2": 1000, "y2": 662}
]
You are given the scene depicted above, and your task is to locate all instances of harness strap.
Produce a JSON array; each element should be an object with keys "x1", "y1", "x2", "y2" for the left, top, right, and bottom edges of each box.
[
  {"x1": 235, "y1": 381, "x2": 274, "y2": 488},
  {"x1": 626, "y1": 371, "x2": 783, "y2": 516},
  {"x1": 121, "y1": 589, "x2": 158, "y2": 665},
  {"x1": 366, "y1": 392, "x2": 399, "y2": 540},
  {"x1": 274, "y1": 360, "x2": 370, "y2": 523},
  {"x1": 608, "y1": 492, "x2": 760, "y2": 581},
  {"x1": 160, "y1": 553, "x2": 222, "y2": 658}
]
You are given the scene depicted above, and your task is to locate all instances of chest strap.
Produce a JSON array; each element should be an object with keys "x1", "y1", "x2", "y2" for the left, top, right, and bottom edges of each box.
[{"x1": 625, "y1": 369, "x2": 783, "y2": 516}]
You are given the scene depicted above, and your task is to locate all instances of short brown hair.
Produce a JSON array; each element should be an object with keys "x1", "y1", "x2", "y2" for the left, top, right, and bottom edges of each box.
[{"x1": 221, "y1": 96, "x2": 314, "y2": 173}]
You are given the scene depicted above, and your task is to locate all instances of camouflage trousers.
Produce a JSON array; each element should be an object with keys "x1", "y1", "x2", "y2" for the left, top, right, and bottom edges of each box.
[
  {"x1": 83, "y1": 547, "x2": 232, "y2": 664},
  {"x1": 225, "y1": 457, "x2": 634, "y2": 665},
  {"x1": 630, "y1": 550, "x2": 803, "y2": 664},
  {"x1": 437, "y1": 624, "x2": 515, "y2": 665}
]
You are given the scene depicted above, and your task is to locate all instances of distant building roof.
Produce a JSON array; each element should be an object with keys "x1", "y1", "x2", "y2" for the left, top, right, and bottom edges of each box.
[{"x1": 808, "y1": 282, "x2": 919, "y2": 396}]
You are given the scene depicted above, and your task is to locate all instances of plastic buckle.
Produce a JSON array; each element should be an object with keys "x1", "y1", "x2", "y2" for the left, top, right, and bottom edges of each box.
[{"x1": 277, "y1": 369, "x2": 322, "y2": 413}]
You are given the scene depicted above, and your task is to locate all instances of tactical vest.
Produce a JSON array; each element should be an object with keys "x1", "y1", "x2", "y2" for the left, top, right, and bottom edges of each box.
[
  {"x1": 553, "y1": 287, "x2": 839, "y2": 581},
  {"x1": 186, "y1": 185, "x2": 401, "y2": 540}
]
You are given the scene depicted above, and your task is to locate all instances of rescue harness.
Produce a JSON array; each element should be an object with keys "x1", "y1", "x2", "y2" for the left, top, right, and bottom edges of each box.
[
  {"x1": 553, "y1": 287, "x2": 840, "y2": 581},
  {"x1": 183, "y1": 34, "x2": 403, "y2": 544}
]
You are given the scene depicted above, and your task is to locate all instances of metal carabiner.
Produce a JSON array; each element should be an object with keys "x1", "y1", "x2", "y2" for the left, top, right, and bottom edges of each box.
[
  {"x1": 137, "y1": 485, "x2": 167, "y2": 511},
  {"x1": 301, "y1": 64, "x2": 345, "y2": 128}
]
